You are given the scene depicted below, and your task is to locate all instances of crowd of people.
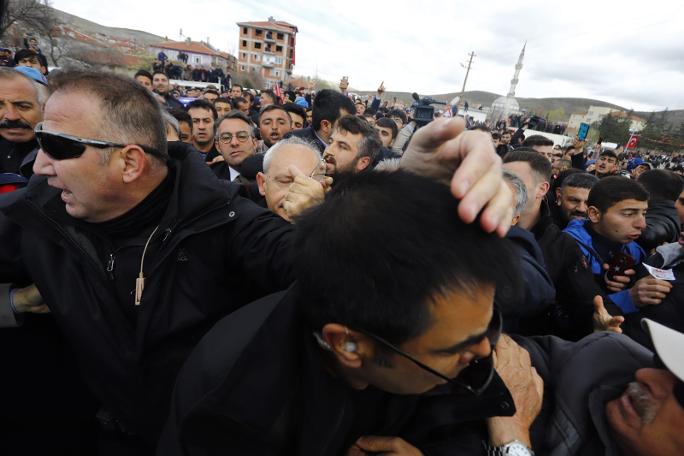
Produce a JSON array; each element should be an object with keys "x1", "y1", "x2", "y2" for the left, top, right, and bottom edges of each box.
[{"x1": 0, "y1": 46, "x2": 683, "y2": 456}]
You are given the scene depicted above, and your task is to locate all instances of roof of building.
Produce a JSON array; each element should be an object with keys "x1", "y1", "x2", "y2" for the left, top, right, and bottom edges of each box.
[
  {"x1": 152, "y1": 40, "x2": 233, "y2": 60},
  {"x1": 237, "y1": 18, "x2": 298, "y2": 33}
]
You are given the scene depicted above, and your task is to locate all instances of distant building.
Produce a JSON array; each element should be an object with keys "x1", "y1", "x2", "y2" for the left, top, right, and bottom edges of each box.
[
  {"x1": 236, "y1": 17, "x2": 298, "y2": 87},
  {"x1": 584, "y1": 106, "x2": 617, "y2": 125},
  {"x1": 566, "y1": 106, "x2": 645, "y2": 136},
  {"x1": 149, "y1": 39, "x2": 237, "y2": 72}
]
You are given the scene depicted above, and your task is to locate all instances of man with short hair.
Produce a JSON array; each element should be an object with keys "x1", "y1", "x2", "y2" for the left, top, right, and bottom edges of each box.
[
  {"x1": 564, "y1": 177, "x2": 672, "y2": 315},
  {"x1": 256, "y1": 137, "x2": 329, "y2": 222},
  {"x1": 374, "y1": 116, "x2": 398, "y2": 149},
  {"x1": 283, "y1": 102, "x2": 306, "y2": 130},
  {"x1": 553, "y1": 172, "x2": 599, "y2": 228},
  {"x1": 152, "y1": 71, "x2": 183, "y2": 110},
  {"x1": 229, "y1": 83, "x2": 243, "y2": 99},
  {"x1": 288, "y1": 89, "x2": 355, "y2": 153},
  {"x1": 388, "y1": 108, "x2": 407, "y2": 130},
  {"x1": 160, "y1": 170, "x2": 541, "y2": 455},
  {"x1": 523, "y1": 135, "x2": 555, "y2": 162},
  {"x1": 258, "y1": 105, "x2": 292, "y2": 149},
  {"x1": 323, "y1": 114, "x2": 382, "y2": 176},
  {"x1": 169, "y1": 108, "x2": 193, "y2": 144},
  {"x1": 259, "y1": 89, "x2": 277, "y2": 108},
  {"x1": 134, "y1": 69, "x2": 153, "y2": 90},
  {"x1": 202, "y1": 88, "x2": 219, "y2": 103},
  {"x1": 213, "y1": 97, "x2": 232, "y2": 118},
  {"x1": 187, "y1": 98, "x2": 219, "y2": 162},
  {"x1": 212, "y1": 110, "x2": 258, "y2": 183},
  {"x1": 232, "y1": 96, "x2": 251, "y2": 116},
  {"x1": 0, "y1": 67, "x2": 47, "y2": 177},
  {"x1": 504, "y1": 149, "x2": 613, "y2": 338},
  {"x1": 13, "y1": 49, "x2": 41, "y2": 71},
  {"x1": 593, "y1": 150, "x2": 620, "y2": 178}
]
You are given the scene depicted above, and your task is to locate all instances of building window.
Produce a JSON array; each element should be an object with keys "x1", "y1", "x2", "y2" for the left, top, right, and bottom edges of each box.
[
  {"x1": 194, "y1": 57, "x2": 200, "y2": 63},
  {"x1": 241, "y1": 65, "x2": 245, "y2": 71},
  {"x1": 242, "y1": 40, "x2": 247, "y2": 47},
  {"x1": 277, "y1": 33, "x2": 284, "y2": 40},
  {"x1": 289, "y1": 50, "x2": 293, "y2": 58},
  {"x1": 241, "y1": 52, "x2": 246, "y2": 58},
  {"x1": 255, "y1": 29, "x2": 262, "y2": 35},
  {"x1": 253, "y1": 53, "x2": 259, "y2": 60},
  {"x1": 266, "y1": 32, "x2": 273, "y2": 40},
  {"x1": 254, "y1": 42, "x2": 261, "y2": 49},
  {"x1": 275, "y1": 71, "x2": 279, "y2": 77},
  {"x1": 276, "y1": 45, "x2": 282, "y2": 52},
  {"x1": 243, "y1": 27, "x2": 248, "y2": 34}
]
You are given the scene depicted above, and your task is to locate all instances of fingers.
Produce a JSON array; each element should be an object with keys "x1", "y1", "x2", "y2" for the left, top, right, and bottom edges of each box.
[
  {"x1": 592, "y1": 295, "x2": 604, "y2": 311},
  {"x1": 355, "y1": 436, "x2": 403, "y2": 453},
  {"x1": 409, "y1": 117, "x2": 466, "y2": 153},
  {"x1": 288, "y1": 164, "x2": 305, "y2": 178},
  {"x1": 449, "y1": 130, "x2": 499, "y2": 199}
]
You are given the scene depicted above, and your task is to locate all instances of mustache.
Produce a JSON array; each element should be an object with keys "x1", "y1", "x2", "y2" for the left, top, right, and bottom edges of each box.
[{"x1": 0, "y1": 119, "x2": 32, "y2": 130}]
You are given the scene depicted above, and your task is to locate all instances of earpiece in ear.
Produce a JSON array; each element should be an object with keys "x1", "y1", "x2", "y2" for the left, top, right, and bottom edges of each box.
[{"x1": 345, "y1": 341, "x2": 357, "y2": 353}]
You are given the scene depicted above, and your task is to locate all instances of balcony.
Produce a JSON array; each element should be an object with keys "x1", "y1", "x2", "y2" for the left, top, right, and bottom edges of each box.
[{"x1": 264, "y1": 32, "x2": 276, "y2": 43}]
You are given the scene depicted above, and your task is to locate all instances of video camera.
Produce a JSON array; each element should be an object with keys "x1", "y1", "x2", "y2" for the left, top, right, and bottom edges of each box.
[{"x1": 411, "y1": 93, "x2": 447, "y2": 127}]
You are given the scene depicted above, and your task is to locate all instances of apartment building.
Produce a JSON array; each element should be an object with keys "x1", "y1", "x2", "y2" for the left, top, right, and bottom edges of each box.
[{"x1": 236, "y1": 17, "x2": 298, "y2": 86}]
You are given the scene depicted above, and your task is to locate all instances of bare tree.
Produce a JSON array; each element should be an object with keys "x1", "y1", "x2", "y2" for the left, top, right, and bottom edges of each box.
[{"x1": 0, "y1": 0, "x2": 54, "y2": 39}]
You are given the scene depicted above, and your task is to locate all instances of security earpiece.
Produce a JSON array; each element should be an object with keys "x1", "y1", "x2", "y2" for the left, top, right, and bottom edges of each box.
[{"x1": 344, "y1": 341, "x2": 357, "y2": 353}]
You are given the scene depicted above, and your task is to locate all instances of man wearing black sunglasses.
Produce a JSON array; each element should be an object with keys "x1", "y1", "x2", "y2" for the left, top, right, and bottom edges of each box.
[{"x1": 160, "y1": 170, "x2": 542, "y2": 456}]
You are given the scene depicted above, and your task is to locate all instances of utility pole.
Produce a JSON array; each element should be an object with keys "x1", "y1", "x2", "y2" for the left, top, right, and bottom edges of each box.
[{"x1": 460, "y1": 51, "x2": 476, "y2": 96}]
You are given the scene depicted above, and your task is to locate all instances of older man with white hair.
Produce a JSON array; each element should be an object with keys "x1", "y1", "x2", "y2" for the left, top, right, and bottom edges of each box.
[{"x1": 256, "y1": 137, "x2": 331, "y2": 222}]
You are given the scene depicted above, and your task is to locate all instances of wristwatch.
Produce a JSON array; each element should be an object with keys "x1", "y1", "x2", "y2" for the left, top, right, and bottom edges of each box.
[{"x1": 487, "y1": 440, "x2": 534, "y2": 456}]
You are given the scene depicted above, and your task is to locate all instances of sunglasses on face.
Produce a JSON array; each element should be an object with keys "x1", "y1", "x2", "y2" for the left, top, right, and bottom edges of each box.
[
  {"x1": 358, "y1": 309, "x2": 502, "y2": 396},
  {"x1": 653, "y1": 354, "x2": 684, "y2": 409},
  {"x1": 34, "y1": 122, "x2": 162, "y2": 161}
]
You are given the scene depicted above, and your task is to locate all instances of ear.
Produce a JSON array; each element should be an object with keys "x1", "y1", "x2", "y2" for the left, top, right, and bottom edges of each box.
[
  {"x1": 256, "y1": 172, "x2": 266, "y2": 196},
  {"x1": 555, "y1": 186, "x2": 562, "y2": 205},
  {"x1": 320, "y1": 119, "x2": 331, "y2": 135},
  {"x1": 119, "y1": 146, "x2": 148, "y2": 183},
  {"x1": 538, "y1": 181, "x2": 550, "y2": 199},
  {"x1": 587, "y1": 205, "x2": 601, "y2": 223},
  {"x1": 356, "y1": 156, "x2": 371, "y2": 172},
  {"x1": 512, "y1": 214, "x2": 520, "y2": 226},
  {"x1": 321, "y1": 323, "x2": 365, "y2": 369}
]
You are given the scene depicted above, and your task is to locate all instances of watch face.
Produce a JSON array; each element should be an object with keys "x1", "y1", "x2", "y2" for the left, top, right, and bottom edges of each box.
[{"x1": 505, "y1": 442, "x2": 533, "y2": 456}]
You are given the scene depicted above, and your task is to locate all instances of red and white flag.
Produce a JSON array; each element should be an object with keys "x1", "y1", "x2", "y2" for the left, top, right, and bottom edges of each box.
[
  {"x1": 273, "y1": 83, "x2": 282, "y2": 103},
  {"x1": 626, "y1": 134, "x2": 639, "y2": 149}
]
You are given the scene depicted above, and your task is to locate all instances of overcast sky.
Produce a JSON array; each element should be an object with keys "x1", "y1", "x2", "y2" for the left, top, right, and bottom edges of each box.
[{"x1": 53, "y1": 0, "x2": 683, "y2": 112}]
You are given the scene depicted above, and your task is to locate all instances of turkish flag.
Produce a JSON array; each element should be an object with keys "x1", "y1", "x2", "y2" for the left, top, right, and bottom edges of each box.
[{"x1": 626, "y1": 135, "x2": 639, "y2": 149}]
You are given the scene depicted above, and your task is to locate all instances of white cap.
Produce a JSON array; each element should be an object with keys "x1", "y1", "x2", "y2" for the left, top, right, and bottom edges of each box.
[{"x1": 642, "y1": 318, "x2": 684, "y2": 382}]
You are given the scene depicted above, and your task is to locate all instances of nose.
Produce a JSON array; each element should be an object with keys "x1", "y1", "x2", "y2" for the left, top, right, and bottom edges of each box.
[
  {"x1": 33, "y1": 148, "x2": 55, "y2": 176},
  {"x1": 635, "y1": 367, "x2": 677, "y2": 400},
  {"x1": 459, "y1": 337, "x2": 492, "y2": 366},
  {"x1": 3, "y1": 103, "x2": 20, "y2": 120},
  {"x1": 577, "y1": 201, "x2": 587, "y2": 213},
  {"x1": 635, "y1": 214, "x2": 647, "y2": 230},
  {"x1": 229, "y1": 135, "x2": 240, "y2": 146}
]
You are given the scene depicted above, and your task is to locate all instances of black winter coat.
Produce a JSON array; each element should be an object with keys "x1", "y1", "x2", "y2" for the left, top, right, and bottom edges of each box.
[
  {"x1": 637, "y1": 198, "x2": 680, "y2": 252},
  {"x1": 0, "y1": 146, "x2": 294, "y2": 443}
]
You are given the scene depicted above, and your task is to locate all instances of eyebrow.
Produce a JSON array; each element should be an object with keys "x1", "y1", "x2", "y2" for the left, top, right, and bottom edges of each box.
[{"x1": 431, "y1": 328, "x2": 489, "y2": 355}]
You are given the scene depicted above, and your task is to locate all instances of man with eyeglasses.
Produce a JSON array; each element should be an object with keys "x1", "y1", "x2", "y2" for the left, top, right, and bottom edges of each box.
[
  {"x1": 0, "y1": 69, "x2": 515, "y2": 453},
  {"x1": 211, "y1": 110, "x2": 258, "y2": 184},
  {"x1": 255, "y1": 137, "x2": 331, "y2": 222},
  {"x1": 160, "y1": 170, "x2": 541, "y2": 455}
]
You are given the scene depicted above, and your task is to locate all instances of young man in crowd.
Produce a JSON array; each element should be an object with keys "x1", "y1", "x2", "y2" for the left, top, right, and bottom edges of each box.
[
  {"x1": 213, "y1": 97, "x2": 233, "y2": 118},
  {"x1": 522, "y1": 135, "x2": 555, "y2": 162},
  {"x1": 322, "y1": 114, "x2": 382, "y2": 177},
  {"x1": 258, "y1": 104, "x2": 292, "y2": 150},
  {"x1": 563, "y1": 176, "x2": 673, "y2": 316},
  {"x1": 287, "y1": 89, "x2": 355, "y2": 153},
  {"x1": 187, "y1": 99, "x2": 219, "y2": 162},
  {"x1": 374, "y1": 116, "x2": 398, "y2": 149},
  {"x1": 283, "y1": 102, "x2": 307, "y2": 130},
  {"x1": 593, "y1": 150, "x2": 620, "y2": 178},
  {"x1": 152, "y1": 71, "x2": 183, "y2": 110},
  {"x1": 134, "y1": 69, "x2": 153, "y2": 90}
]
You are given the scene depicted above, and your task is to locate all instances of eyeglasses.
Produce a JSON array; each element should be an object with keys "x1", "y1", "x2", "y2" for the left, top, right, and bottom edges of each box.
[
  {"x1": 653, "y1": 354, "x2": 684, "y2": 409},
  {"x1": 34, "y1": 122, "x2": 162, "y2": 161},
  {"x1": 218, "y1": 131, "x2": 251, "y2": 144},
  {"x1": 358, "y1": 309, "x2": 502, "y2": 396}
]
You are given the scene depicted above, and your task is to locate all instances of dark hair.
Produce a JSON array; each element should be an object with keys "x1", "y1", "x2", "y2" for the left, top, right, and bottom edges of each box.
[
  {"x1": 260, "y1": 89, "x2": 277, "y2": 103},
  {"x1": 13, "y1": 48, "x2": 38, "y2": 64},
  {"x1": 491, "y1": 132, "x2": 501, "y2": 140},
  {"x1": 388, "y1": 108, "x2": 407, "y2": 125},
  {"x1": 216, "y1": 110, "x2": 255, "y2": 136},
  {"x1": 599, "y1": 150, "x2": 618, "y2": 160},
  {"x1": 637, "y1": 169, "x2": 683, "y2": 201},
  {"x1": 231, "y1": 83, "x2": 243, "y2": 91},
  {"x1": 312, "y1": 89, "x2": 355, "y2": 131},
  {"x1": 335, "y1": 115, "x2": 382, "y2": 162},
  {"x1": 503, "y1": 148, "x2": 552, "y2": 182},
  {"x1": 587, "y1": 176, "x2": 649, "y2": 212},
  {"x1": 232, "y1": 96, "x2": 247, "y2": 107},
  {"x1": 203, "y1": 88, "x2": 219, "y2": 96},
  {"x1": 295, "y1": 170, "x2": 517, "y2": 345},
  {"x1": 375, "y1": 117, "x2": 398, "y2": 140},
  {"x1": 258, "y1": 104, "x2": 289, "y2": 122},
  {"x1": 187, "y1": 98, "x2": 218, "y2": 119},
  {"x1": 134, "y1": 69, "x2": 153, "y2": 83},
  {"x1": 49, "y1": 70, "x2": 167, "y2": 160},
  {"x1": 522, "y1": 135, "x2": 554, "y2": 147},
  {"x1": 214, "y1": 97, "x2": 232, "y2": 106},
  {"x1": 169, "y1": 108, "x2": 192, "y2": 128},
  {"x1": 561, "y1": 172, "x2": 599, "y2": 190},
  {"x1": 152, "y1": 71, "x2": 167, "y2": 79},
  {"x1": 283, "y1": 102, "x2": 307, "y2": 122}
]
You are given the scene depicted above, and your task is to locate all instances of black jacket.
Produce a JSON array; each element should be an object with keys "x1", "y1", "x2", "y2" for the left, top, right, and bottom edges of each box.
[
  {"x1": 0, "y1": 137, "x2": 37, "y2": 176},
  {"x1": 531, "y1": 205, "x2": 601, "y2": 339},
  {"x1": 637, "y1": 198, "x2": 680, "y2": 252},
  {"x1": 0, "y1": 144, "x2": 294, "y2": 443},
  {"x1": 159, "y1": 286, "x2": 518, "y2": 456},
  {"x1": 285, "y1": 126, "x2": 327, "y2": 153}
]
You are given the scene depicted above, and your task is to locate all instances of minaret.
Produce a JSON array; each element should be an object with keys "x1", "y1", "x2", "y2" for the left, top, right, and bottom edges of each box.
[{"x1": 507, "y1": 42, "x2": 526, "y2": 97}]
